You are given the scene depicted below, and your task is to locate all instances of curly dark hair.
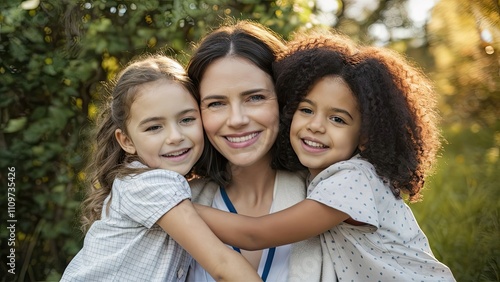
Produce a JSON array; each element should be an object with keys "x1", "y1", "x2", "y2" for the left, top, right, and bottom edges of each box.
[
  {"x1": 273, "y1": 31, "x2": 360, "y2": 171},
  {"x1": 274, "y1": 32, "x2": 441, "y2": 202}
]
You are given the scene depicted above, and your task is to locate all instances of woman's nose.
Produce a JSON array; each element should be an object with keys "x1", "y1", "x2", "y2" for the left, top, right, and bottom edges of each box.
[{"x1": 226, "y1": 104, "x2": 250, "y2": 127}]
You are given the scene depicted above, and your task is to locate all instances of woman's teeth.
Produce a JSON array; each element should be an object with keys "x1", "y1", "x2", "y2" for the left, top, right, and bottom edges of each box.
[{"x1": 226, "y1": 133, "x2": 258, "y2": 143}]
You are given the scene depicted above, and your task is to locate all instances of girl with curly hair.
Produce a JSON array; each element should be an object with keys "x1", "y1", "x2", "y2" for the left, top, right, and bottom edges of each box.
[
  {"x1": 195, "y1": 32, "x2": 456, "y2": 281},
  {"x1": 61, "y1": 54, "x2": 260, "y2": 282}
]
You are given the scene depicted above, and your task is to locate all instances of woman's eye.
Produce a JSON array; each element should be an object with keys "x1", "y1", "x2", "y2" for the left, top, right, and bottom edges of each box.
[
  {"x1": 248, "y1": 95, "x2": 265, "y2": 102},
  {"x1": 207, "y1": 101, "x2": 224, "y2": 108}
]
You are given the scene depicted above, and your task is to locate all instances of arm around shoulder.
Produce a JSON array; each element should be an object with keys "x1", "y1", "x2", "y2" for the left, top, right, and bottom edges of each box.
[
  {"x1": 195, "y1": 199, "x2": 350, "y2": 250},
  {"x1": 157, "y1": 200, "x2": 261, "y2": 282}
]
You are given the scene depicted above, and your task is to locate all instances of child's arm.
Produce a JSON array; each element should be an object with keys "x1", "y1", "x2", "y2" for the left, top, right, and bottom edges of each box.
[
  {"x1": 194, "y1": 199, "x2": 350, "y2": 250},
  {"x1": 156, "y1": 199, "x2": 261, "y2": 282}
]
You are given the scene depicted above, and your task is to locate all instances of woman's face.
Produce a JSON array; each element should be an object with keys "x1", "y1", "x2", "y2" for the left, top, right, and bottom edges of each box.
[{"x1": 199, "y1": 57, "x2": 279, "y2": 168}]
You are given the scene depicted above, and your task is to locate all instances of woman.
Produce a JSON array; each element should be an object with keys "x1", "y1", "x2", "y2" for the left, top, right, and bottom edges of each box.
[{"x1": 185, "y1": 20, "x2": 331, "y2": 281}]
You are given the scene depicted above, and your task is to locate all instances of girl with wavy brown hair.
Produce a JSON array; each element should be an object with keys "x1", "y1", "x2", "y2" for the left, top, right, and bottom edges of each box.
[{"x1": 61, "y1": 54, "x2": 260, "y2": 282}]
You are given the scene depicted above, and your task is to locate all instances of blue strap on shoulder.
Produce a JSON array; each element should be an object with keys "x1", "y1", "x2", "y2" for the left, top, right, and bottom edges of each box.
[{"x1": 219, "y1": 186, "x2": 276, "y2": 282}]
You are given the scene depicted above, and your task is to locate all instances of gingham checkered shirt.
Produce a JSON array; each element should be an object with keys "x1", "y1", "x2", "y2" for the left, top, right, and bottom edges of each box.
[{"x1": 61, "y1": 162, "x2": 192, "y2": 281}]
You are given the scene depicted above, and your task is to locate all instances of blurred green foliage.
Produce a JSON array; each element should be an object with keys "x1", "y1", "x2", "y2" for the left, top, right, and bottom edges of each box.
[
  {"x1": 428, "y1": 0, "x2": 500, "y2": 126},
  {"x1": 412, "y1": 122, "x2": 500, "y2": 281},
  {"x1": 0, "y1": 0, "x2": 498, "y2": 281}
]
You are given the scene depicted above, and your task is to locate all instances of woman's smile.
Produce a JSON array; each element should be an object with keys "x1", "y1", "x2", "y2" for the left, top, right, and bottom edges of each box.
[
  {"x1": 224, "y1": 132, "x2": 260, "y2": 148},
  {"x1": 199, "y1": 57, "x2": 279, "y2": 167}
]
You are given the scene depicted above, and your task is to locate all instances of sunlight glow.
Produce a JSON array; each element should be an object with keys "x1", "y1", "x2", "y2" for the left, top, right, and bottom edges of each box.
[{"x1": 20, "y1": 0, "x2": 40, "y2": 10}]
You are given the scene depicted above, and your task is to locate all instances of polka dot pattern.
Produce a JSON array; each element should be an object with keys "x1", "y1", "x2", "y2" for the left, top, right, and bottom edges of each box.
[{"x1": 307, "y1": 155, "x2": 455, "y2": 281}]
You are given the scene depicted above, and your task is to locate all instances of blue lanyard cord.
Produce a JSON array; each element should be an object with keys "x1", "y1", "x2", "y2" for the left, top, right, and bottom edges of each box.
[
  {"x1": 219, "y1": 186, "x2": 276, "y2": 282},
  {"x1": 219, "y1": 186, "x2": 240, "y2": 252},
  {"x1": 261, "y1": 247, "x2": 275, "y2": 281}
]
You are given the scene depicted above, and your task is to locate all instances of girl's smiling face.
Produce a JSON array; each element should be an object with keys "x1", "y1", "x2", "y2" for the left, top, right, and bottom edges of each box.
[
  {"x1": 115, "y1": 79, "x2": 204, "y2": 175},
  {"x1": 290, "y1": 76, "x2": 362, "y2": 178}
]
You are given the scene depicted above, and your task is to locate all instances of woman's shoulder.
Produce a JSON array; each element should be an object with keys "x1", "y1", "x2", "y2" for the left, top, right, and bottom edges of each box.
[
  {"x1": 273, "y1": 169, "x2": 309, "y2": 210},
  {"x1": 188, "y1": 177, "x2": 219, "y2": 205},
  {"x1": 277, "y1": 169, "x2": 308, "y2": 183}
]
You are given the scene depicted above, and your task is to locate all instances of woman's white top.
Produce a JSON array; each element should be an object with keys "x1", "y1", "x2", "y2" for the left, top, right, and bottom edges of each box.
[
  {"x1": 187, "y1": 170, "x2": 331, "y2": 282},
  {"x1": 187, "y1": 186, "x2": 291, "y2": 282}
]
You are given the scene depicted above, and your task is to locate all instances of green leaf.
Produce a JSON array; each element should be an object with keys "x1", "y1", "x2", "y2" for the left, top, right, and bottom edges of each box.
[
  {"x1": 0, "y1": 94, "x2": 14, "y2": 107},
  {"x1": 3, "y1": 116, "x2": 27, "y2": 133},
  {"x1": 23, "y1": 27, "x2": 44, "y2": 43},
  {"x1": 9, "y1": 36, "x2": 28, "y2": 61},
  {"x1": 34, "y1": 193, "x2": 47, "y2": 207},
  {"x1": 43, "y1": 64, "x2": 57, "y2": 75}
]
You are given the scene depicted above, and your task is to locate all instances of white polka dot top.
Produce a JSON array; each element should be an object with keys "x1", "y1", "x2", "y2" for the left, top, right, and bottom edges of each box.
[{"x1": 307, "y1": 155, "x2": 456, "y2": 282}]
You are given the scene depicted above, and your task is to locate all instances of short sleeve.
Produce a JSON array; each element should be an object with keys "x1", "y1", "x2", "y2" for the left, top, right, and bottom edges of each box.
[
  {"x1": 118, "y1": 169, "x2": 191, "y2": 228},
  {"x1": 307, "y1": 162, "x2": 379, "y2": 229}
]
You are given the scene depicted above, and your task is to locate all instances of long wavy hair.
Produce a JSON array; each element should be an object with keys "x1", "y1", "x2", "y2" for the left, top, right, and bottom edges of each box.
[
  {"x1": 186, "y1": 19, "x2": 287, "y2": 186},
  {"x1": 274, "y1": 32, "x2": 441, "y2": 202},
  {"x1": 80, "y1": 54, "x2": 205, "y2": 232}
]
